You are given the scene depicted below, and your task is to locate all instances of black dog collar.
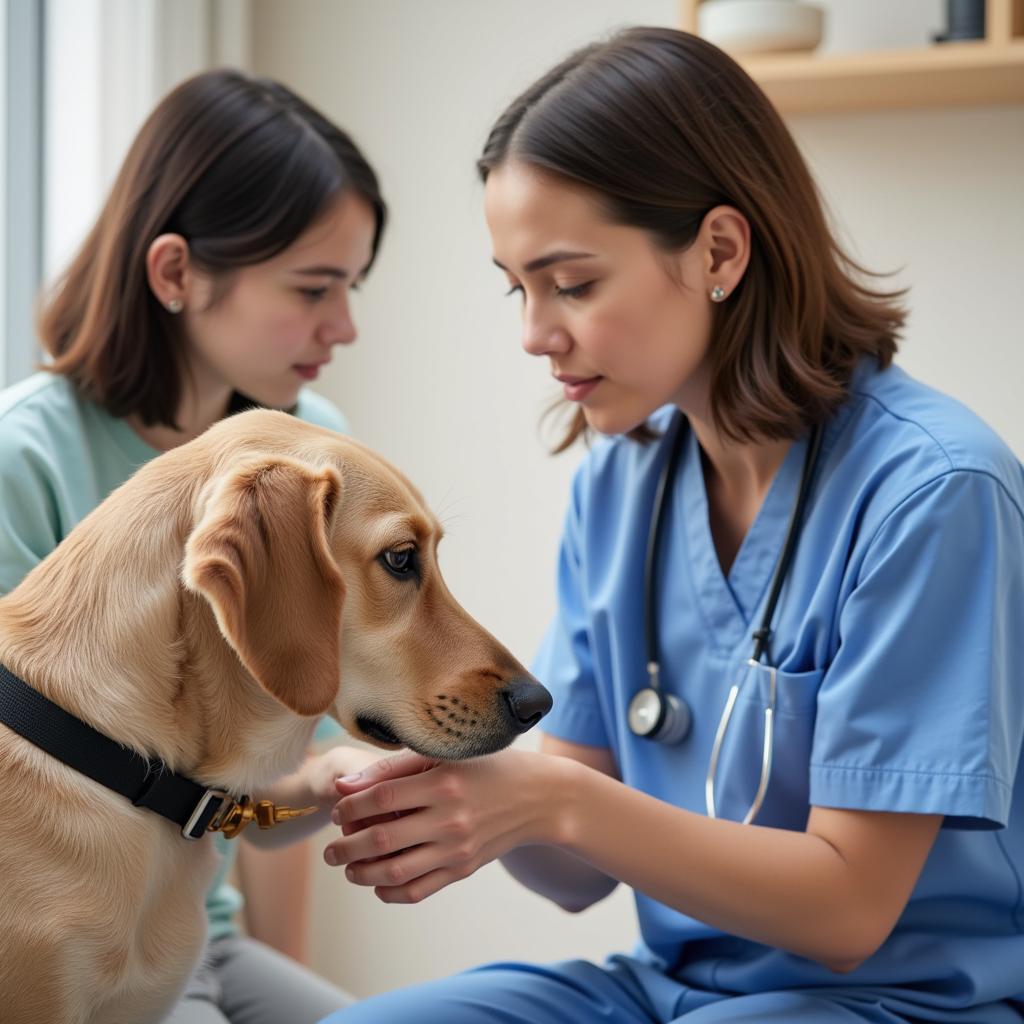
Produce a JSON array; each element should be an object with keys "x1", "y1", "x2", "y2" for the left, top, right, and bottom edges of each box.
[{"x1": 0, "y1": 661, "x2": 233, "y2": 839}]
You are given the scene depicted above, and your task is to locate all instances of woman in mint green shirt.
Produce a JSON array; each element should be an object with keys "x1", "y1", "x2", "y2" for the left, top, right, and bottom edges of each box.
[{"x1": 0, "y1": 68, "x2": 388, "y2": 1024}]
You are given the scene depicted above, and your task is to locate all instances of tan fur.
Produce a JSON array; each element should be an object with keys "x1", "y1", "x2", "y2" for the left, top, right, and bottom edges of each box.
[{"x1": 0, "y1": 410, "x2": 541, "y2": 1024}]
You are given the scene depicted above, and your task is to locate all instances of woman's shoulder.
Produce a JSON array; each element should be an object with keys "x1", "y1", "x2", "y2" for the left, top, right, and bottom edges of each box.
[
  {"x1": 835, "y1": 362, "x2": 1024, "y2": 533},
  {"x1": 0, "y1": 371, "x2": 145, "y2": 488},
  {"x1": 0, "y1": 371, "x2": 79, "y2": 424},
  {"x1": 0, "y1": 372, "x2": 86, "y2": 459},
  {"x1": 846, "y1": 362, "x2": 1022, "y2": 495},
  {"x1": 293, "y1": 389, "x2": 350, "y2": 435}
]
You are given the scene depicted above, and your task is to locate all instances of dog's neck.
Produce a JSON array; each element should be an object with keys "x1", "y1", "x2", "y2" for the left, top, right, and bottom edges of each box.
[{"x1": 0, "y1": 477, "x2": 313, "y2": 794}]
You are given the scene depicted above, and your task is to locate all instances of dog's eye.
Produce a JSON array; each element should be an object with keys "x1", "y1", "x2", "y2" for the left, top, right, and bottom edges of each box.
[{"x1": 380, "y1": 547, "x2": 419, "y2": 580}]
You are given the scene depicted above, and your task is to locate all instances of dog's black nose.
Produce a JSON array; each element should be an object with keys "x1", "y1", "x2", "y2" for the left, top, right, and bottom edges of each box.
[{"x1": 501, "y1": 677, "x2": 553, "y2": 732}]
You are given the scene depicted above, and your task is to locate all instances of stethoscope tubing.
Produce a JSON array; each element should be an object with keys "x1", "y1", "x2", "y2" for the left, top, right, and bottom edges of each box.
[
  {"x1": 705, "y1": 660, "x2": 776, "y2": 824},
  {"x1": 640, "y1": 412, "x2": 824, "y2": 824}
]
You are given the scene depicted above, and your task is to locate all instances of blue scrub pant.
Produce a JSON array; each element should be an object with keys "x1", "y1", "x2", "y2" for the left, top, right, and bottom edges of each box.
[{"x1": 319, "y1": 956, "x2": 1024, "y2": 1024}]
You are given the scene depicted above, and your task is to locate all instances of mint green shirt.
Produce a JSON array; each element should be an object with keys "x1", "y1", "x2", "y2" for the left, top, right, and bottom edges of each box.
[{"x1": 0, "y1": 371, "x2": 346, "y2": 941}]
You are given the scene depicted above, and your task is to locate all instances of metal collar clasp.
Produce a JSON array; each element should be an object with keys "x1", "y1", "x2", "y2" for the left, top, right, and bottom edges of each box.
[{"x1": 206, "y1": 794, "x2": 318, "y2": 840}]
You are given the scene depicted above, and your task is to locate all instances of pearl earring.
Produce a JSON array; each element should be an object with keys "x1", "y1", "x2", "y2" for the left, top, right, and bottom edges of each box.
[
  {"x1": 166, "y1": 299, "x2": 183, "y2": 314},
  {"x1": 710, "y1": 286, "x2": 727, "y2": 303}
]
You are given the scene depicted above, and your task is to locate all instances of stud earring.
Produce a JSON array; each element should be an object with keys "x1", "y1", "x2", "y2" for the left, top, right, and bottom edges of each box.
[
  {"x1": 166, "y1": 299, "x2": 183, "y2": 314},
  {"x1": 710, "y1": 286, "x2": 727, "y2": 303}
]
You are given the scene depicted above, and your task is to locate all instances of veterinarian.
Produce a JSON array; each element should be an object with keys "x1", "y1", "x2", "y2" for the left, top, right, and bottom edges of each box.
[
  {"x1": 0, "y1": 69, "x2": 388, "y2": 1023},
  {"x1": 319, "y1": 27, "x2": 1024, "y2": 1024}
]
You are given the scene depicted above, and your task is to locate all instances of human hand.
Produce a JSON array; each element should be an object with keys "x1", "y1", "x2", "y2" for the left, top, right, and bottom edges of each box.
[
  {"x1": 242, "y1": 744, "x2": 392, "y2": 849},
  {"x1": 299, "y1": 744, "x2": 391, "y2": 812},
  {"x1": 323, "y1": 748, "x2": 555, "y2": 903}
]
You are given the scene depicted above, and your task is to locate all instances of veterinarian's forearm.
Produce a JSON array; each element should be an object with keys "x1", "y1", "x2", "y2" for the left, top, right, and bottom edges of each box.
[
  {"x1": 499, "y1": 844, "x2": 619, "y2": 911},
  {"x1": 552, "y1": 761, "x2": 938, "y2": 971}
]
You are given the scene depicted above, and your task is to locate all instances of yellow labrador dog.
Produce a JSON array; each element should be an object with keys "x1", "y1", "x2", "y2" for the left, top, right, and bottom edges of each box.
[{"x1": 0, "y1": 410, "x2": 550, "y2": 1024}]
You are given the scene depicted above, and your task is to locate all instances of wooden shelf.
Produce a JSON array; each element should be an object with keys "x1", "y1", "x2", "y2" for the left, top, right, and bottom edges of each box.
[{"x1": 679, "y1": 0, "x2": 1024, "y2": 114}]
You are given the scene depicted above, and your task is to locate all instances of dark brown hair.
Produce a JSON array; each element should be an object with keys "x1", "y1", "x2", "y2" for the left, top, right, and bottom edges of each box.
[
  {"x1": 39, "y1": 69, "x2": 387, "y2": 428},
  {"x1": 478, "y1": 27, "x2": 905, "y2": 450}
]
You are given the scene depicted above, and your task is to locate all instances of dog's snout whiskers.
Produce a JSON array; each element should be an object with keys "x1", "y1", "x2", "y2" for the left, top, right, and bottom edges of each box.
[{"x1": 426, "y1": 694, "x2": 480, "y2": 739}]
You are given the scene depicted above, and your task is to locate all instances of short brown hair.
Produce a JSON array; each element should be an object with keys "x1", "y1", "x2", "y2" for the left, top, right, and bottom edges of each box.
[
  {"x1": 38, "y1": 69, "x2": 387, "y2": 428},
  {"x1": 478, "y1": 27, "x2": 905, "y2": 450}
]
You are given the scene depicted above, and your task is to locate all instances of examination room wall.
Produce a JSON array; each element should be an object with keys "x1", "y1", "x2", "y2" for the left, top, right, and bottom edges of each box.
[{"x1": 250, "y1": 0, "x2": 1024, "y2": 998}]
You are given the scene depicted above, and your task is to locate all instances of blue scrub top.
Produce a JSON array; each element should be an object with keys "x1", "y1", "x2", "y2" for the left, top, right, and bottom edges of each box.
[{"x1": 535, "y1": 359, "x2": 1024, "y2": 1016}]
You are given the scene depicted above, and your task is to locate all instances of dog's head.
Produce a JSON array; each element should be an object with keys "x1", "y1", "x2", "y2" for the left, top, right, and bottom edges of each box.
[{"x1": 181, "y1": 412, "x2": 550, "y2": 760}]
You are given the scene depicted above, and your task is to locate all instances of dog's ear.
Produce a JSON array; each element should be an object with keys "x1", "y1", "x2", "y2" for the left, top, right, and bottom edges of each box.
[{"x1": 183, "y1": 456, "x2": 344, "y2": 716}]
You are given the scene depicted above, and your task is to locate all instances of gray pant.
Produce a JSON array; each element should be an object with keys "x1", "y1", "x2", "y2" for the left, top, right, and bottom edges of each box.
[{"x1": 163, "y1": 935, "x2": 353, "y2": 1024}]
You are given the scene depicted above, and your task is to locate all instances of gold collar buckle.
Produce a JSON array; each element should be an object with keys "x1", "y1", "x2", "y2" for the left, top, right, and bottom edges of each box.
[{"x1": 207, "y1": 794, "x2": 318, "y2": 840}]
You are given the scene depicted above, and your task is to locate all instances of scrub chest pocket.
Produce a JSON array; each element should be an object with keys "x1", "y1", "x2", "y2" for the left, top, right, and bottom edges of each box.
[{"x1": 710, "y1": 661, "x2": 824, "y2": 831}]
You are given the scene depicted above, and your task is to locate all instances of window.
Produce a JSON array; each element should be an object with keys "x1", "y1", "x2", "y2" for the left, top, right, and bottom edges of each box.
[{"x1": 2, "y1": 0, "x2": 43, "y2": 388}]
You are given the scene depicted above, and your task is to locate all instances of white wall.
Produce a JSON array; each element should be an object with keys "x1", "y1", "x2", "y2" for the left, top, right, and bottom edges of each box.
[{"x1": 250, "y1": 0, "x2": 1024, "y2": 998}]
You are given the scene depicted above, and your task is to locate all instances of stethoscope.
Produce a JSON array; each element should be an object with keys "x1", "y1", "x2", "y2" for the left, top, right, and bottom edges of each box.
[{"x1": 627, "y1": 410, "x2": 824, "y2": 824}]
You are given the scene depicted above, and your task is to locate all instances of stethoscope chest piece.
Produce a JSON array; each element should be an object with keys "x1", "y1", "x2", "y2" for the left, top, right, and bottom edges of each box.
[{"x1": 628, "y1": 682, "x2": 691, "y2": 744}]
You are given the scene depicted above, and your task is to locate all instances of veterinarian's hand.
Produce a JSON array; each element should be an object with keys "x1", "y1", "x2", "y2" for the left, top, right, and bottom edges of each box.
[
  {"x1": 324, "y1": 748, "x2": 560, "y2": 903},
  {"x1": 245, "y1": 745, "x2": 389, "y2": 848},
  {"x1": 300, "y1": 745, "x2": 390, "y2": 811}
]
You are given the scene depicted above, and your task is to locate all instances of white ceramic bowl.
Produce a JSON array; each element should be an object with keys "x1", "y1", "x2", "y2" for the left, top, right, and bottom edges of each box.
[{"x1": 698, "y1": 0, "x2": 824, "y2": 55}]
